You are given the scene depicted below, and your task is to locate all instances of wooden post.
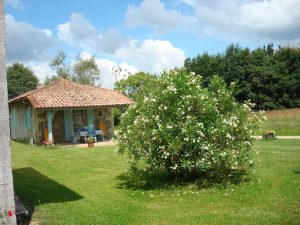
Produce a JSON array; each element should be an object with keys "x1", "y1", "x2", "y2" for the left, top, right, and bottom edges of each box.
[
  {"x1": 47, "y1": 111, "x2": 53, "y2": 144},
  {"x1": 87, "y1": 109, "x2": 95, "y2": 129},
  {"x1": 0, "y1": 1, "x2": 17, "y2": 223},
  {"x1": 64, "y1": 110, "x2": 73, "y2": 141}
]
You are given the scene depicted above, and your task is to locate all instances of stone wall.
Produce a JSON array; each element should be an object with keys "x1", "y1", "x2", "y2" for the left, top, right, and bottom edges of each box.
[
  {"x1": 34, "y1": 110, "x2": 47, "y2": 144},
  {"x1": 94, "y1": 107, "x2": 114, "y2": 139}
]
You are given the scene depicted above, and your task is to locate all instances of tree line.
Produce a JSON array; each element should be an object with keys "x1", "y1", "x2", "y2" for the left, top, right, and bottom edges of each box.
[
  {"x1": 184, "y1": 44, "x2": 300, "y2": 110},
  {"x1": 7, "y1": 44, "x2": 300, "y2": 111}
]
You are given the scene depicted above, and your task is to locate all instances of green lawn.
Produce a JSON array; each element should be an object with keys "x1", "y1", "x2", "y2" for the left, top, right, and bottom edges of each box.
[{"x1": 12, "y1": 140, "x2": 300, "y2": 225}]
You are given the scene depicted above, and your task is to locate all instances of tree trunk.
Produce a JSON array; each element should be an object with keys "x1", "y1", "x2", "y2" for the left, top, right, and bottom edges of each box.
[{"x1": 0, "y1": 1, "x2": 17, "y2": 224}]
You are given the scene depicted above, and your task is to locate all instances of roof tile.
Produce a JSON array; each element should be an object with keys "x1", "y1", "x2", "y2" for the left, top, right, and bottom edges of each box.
[{"x1": 9, "y1": 79, "x2": 134, "y2": 109}]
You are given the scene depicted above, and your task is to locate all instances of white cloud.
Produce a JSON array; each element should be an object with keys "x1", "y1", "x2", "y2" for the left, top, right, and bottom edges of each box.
[
  {"x1": 78, "y1": 51, "x2": 139, "y2": 88},
  {"x1": 118, "y1": 62, "x2": 140, "y2": 81},
  {"x1": 79, "y1": 51, "x2": 93, "y2": 60},
  {"x1": 57, "y1": 13, "x2": 127, "y2": 53},
  {"x1": 116, "y1": 39, "x2": 186, "y2": 75},
  {"x1": 4, "y1": 11, "x2": 186, "y2": 88},
  {"x1": 181, "y1": 0, "x2": 300, "y2": 42},
  {"x1": 5, "y1": 14, "x2": 54, "y2": 62},
  {"x1": 95, "y1": 59, "x2": 117, "y2": 88},
  {"x1": 5, "y1": 0, "x2": 23, "y2": 10},
  {"x1": 41, "y1": 29, "x2": 53, "y2": 37},
  {"x1": 125, "y1": 0, "x2": 196, "y2": 33},
  {"x1": 95, "y1": 58, "x2": 139, "y2": 88},
  {"x1": 26, "y1": 62, "x2": 54, "y2": 83},
  {"x1": 78, "y1": 38, "x2": 186, "y2": 88}
]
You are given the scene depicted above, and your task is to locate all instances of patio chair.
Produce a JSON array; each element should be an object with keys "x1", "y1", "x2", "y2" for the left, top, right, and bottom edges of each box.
[
  {"x1": 80, "y1": 128, "x2": 89, "y2": 143},
  {"x1": 95, "y1": 129, "x2": 105, "y2": 142},
  {"x1": 72, "y1": 127, "x2": 82, "y2": 144}
]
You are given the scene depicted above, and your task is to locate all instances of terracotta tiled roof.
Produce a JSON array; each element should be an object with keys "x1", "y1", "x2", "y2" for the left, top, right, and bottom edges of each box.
[{"x1": 9, "y1": 79, "x2": 134, "y2": 109}]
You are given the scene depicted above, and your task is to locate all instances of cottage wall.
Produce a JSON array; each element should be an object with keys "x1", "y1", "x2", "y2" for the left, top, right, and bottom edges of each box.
[
  {"x1": 52, "y1": 111, "x2": 65, "y2": 143},
  {"x1": 94, "y1": 107, "x2": 114, "y2": 139},
  {"x1": 34, "y1": 110, "x2": 47, "y2": 144},
  {"x1": 9, "y1": 102, "x2": 33, "y2": 142}
]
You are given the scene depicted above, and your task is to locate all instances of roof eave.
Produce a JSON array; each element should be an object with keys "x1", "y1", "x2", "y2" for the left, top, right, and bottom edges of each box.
[
  {"x1": 9, "y1": 96, "x2": 35, "y2": 107},
  {"x1": 33, "y1": 103, "x2": 134, "y2": 110}
]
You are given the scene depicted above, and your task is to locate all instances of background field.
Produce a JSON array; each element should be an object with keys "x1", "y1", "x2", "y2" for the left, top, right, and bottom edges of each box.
[
  {"x1": 12, "y1": 140, "x2": 300, "y2": 225},
  {"x1": 258, "y1": 108, "x2": 300, "y2": 136}
]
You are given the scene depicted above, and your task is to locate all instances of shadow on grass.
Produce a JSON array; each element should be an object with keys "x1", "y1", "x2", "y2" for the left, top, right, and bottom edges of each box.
[
  {"x1": 116, "y1": 169, "x2": 250, "y2": 191},
  {"x1": 13, "y1": 167, "x2": 83, "y2": 225}
]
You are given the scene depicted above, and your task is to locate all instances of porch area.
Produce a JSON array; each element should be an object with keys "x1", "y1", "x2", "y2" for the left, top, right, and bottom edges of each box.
[{"x1": 34, "y1": 107, "x2": 115, "y2": 145}]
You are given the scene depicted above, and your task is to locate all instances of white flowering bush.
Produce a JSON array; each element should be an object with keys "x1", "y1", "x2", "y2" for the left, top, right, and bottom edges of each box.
[{"x1": 118, "y1": 69, "x2": 265, "y2": 178}]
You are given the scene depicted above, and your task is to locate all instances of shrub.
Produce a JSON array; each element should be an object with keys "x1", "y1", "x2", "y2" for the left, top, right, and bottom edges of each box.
[
  {"x1": 118, "y1": 69, "x2": 265, "y2": 177},
  {"x1": 113, "y1": 108, "x2": 122, "y2": 126}
]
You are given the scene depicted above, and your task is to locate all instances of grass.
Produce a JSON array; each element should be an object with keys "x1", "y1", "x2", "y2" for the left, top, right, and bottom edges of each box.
[
  {"x1": 12, "y1": 140, "x2": 300, "y2": 225},
  {"x1": 258, "y1": 108, "x2": 300, "y2": 136}
]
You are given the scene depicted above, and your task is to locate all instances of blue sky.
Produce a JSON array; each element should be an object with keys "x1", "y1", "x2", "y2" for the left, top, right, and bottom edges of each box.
[{"x1": 4, "y1": 0, "x2": 300, "y2": 87}]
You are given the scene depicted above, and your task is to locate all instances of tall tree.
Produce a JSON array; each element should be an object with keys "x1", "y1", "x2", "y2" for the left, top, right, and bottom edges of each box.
[
  {"x1": 114, "y1": 72, "x2": 157, "y2": 125},
  {"x1": 0, "y1": 1, "x2": 17, "y2": 224},
  {"x1": 273, "y1": 46, "x2": 300, "y2": 108},
  {"x1": 46, "y1": 52, "x2": 100, "y2": 86},
  {"x1": 49, "y1": 49, "x2": 70, "y2": 79},
  {"x1": 115, "y1": 72, "x2": 157, "y2": 101},
  {"x1": 72, "y1": 56, "x2": 100, "y2": 85},
  {"x1": 7, "y1": 63, "x2": 39, "y2": 99},
  {"x1": 185, "y1": 52, "x2": 222, "y2": 86}
]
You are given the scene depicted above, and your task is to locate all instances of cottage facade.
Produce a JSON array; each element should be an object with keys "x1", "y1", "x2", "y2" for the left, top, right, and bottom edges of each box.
[{"x1": 9, "y1": 79, "x2": 133, "y2": 144}]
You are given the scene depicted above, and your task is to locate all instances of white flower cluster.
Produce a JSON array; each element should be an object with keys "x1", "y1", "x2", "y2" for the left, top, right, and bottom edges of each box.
[
  {"x1": 153, "y1": 115, "x2": 160, "y2": 122},
  {"x1": 158, "y1": 105, "x2": 168, "y2": 110},
  {"x1": 220, "y1": 152, "x2": 227, "y2": 158},
  {"x1": 162, "y1": 151, "x2": 170, "y2": 159},
  {"x1": 171, "y1": 164, "x2": 178, "y2": 170},
  {"x1": 188, "y1": 77, "x2": 197, "y2": 85},
  {"x1": 223, "y1": 116, "x2": 239, "y2": 128},
  {"x1": 201, "y1": 144, "x2": 209, "y2": 150},
  {"x1": 167, "y1": 85, "x2": 177, "y2": 93},
  {"x1": 166, "y1": 125, "x2": 173, "y2": 129},
  {"x1": 226, "y1": 133, "x2": 235, "y2": 140},
  {"x1": 182, "y1": 95, "x2": 193, "y2": 100},
  {"x1": 196, "y1": 122, "x2": 204, "y2": 128},
  {"x1": 196, "y1": 130, "x2": 204, "y2": 137},
  {"x1": 243, "y1": 99, "x2": 256, "y2": 111},
  {"x1": 183, "y1": 137, "x2": 189, "y2": 142},
  {"x1": 244, "y1": 141, "x2": 251, "y2": 146}
]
